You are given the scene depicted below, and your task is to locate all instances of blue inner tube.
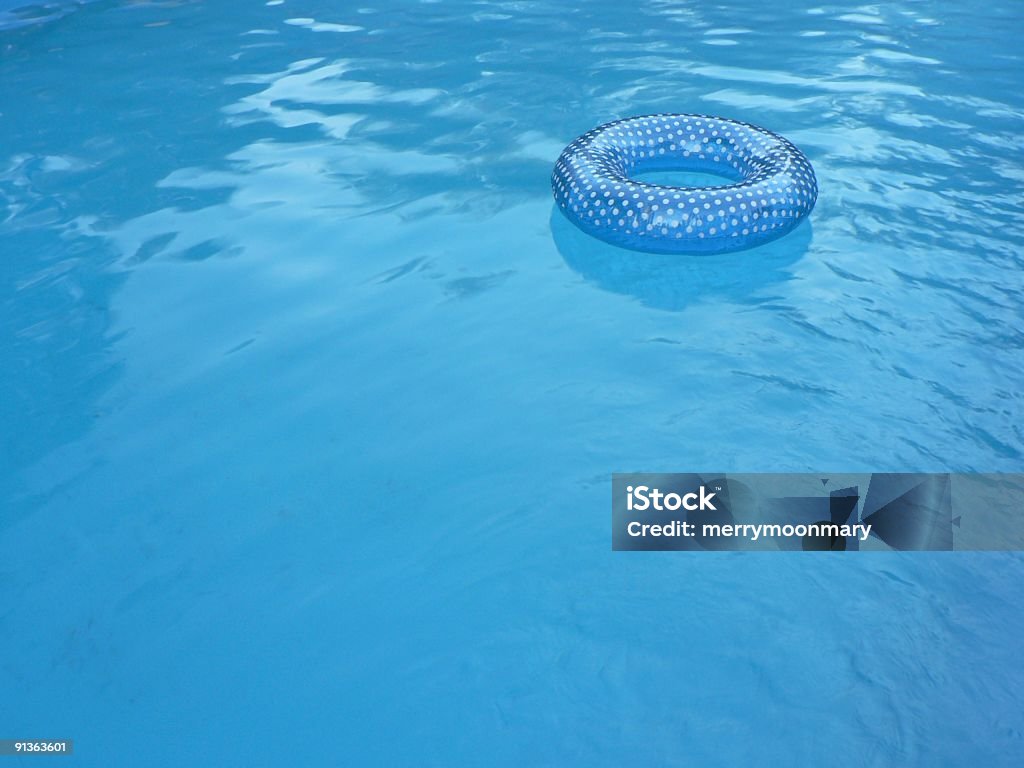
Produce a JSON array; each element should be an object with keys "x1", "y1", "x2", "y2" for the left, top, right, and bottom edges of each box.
[{"x1": 551, "y1": 114, "x2": 817, "y2": 254}]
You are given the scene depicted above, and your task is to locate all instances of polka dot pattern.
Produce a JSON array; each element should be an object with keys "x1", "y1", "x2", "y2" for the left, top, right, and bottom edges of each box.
[{"x1": 551, "y1": 114, "x2": 817, "y2": 254}]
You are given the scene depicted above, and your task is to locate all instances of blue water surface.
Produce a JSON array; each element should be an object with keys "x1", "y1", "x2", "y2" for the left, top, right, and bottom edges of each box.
[{"x1": 2, "y1": 1, "x2": 1023, "y2": 765}]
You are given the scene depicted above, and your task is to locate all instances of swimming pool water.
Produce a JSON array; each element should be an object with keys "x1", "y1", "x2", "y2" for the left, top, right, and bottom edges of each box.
[{"x1": 1, "y1": 1, "x2": 1022, "y2": 765}]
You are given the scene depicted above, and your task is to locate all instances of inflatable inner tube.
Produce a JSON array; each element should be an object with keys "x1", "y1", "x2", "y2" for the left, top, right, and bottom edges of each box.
[{"x1": 551, "y1": 114, "x2": 817, "y2": 254}]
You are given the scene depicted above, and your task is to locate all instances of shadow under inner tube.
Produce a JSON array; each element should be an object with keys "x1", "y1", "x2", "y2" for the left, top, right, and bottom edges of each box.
[{"x1": 550, "y1": 205, "x2": 811, "y2": 311}]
